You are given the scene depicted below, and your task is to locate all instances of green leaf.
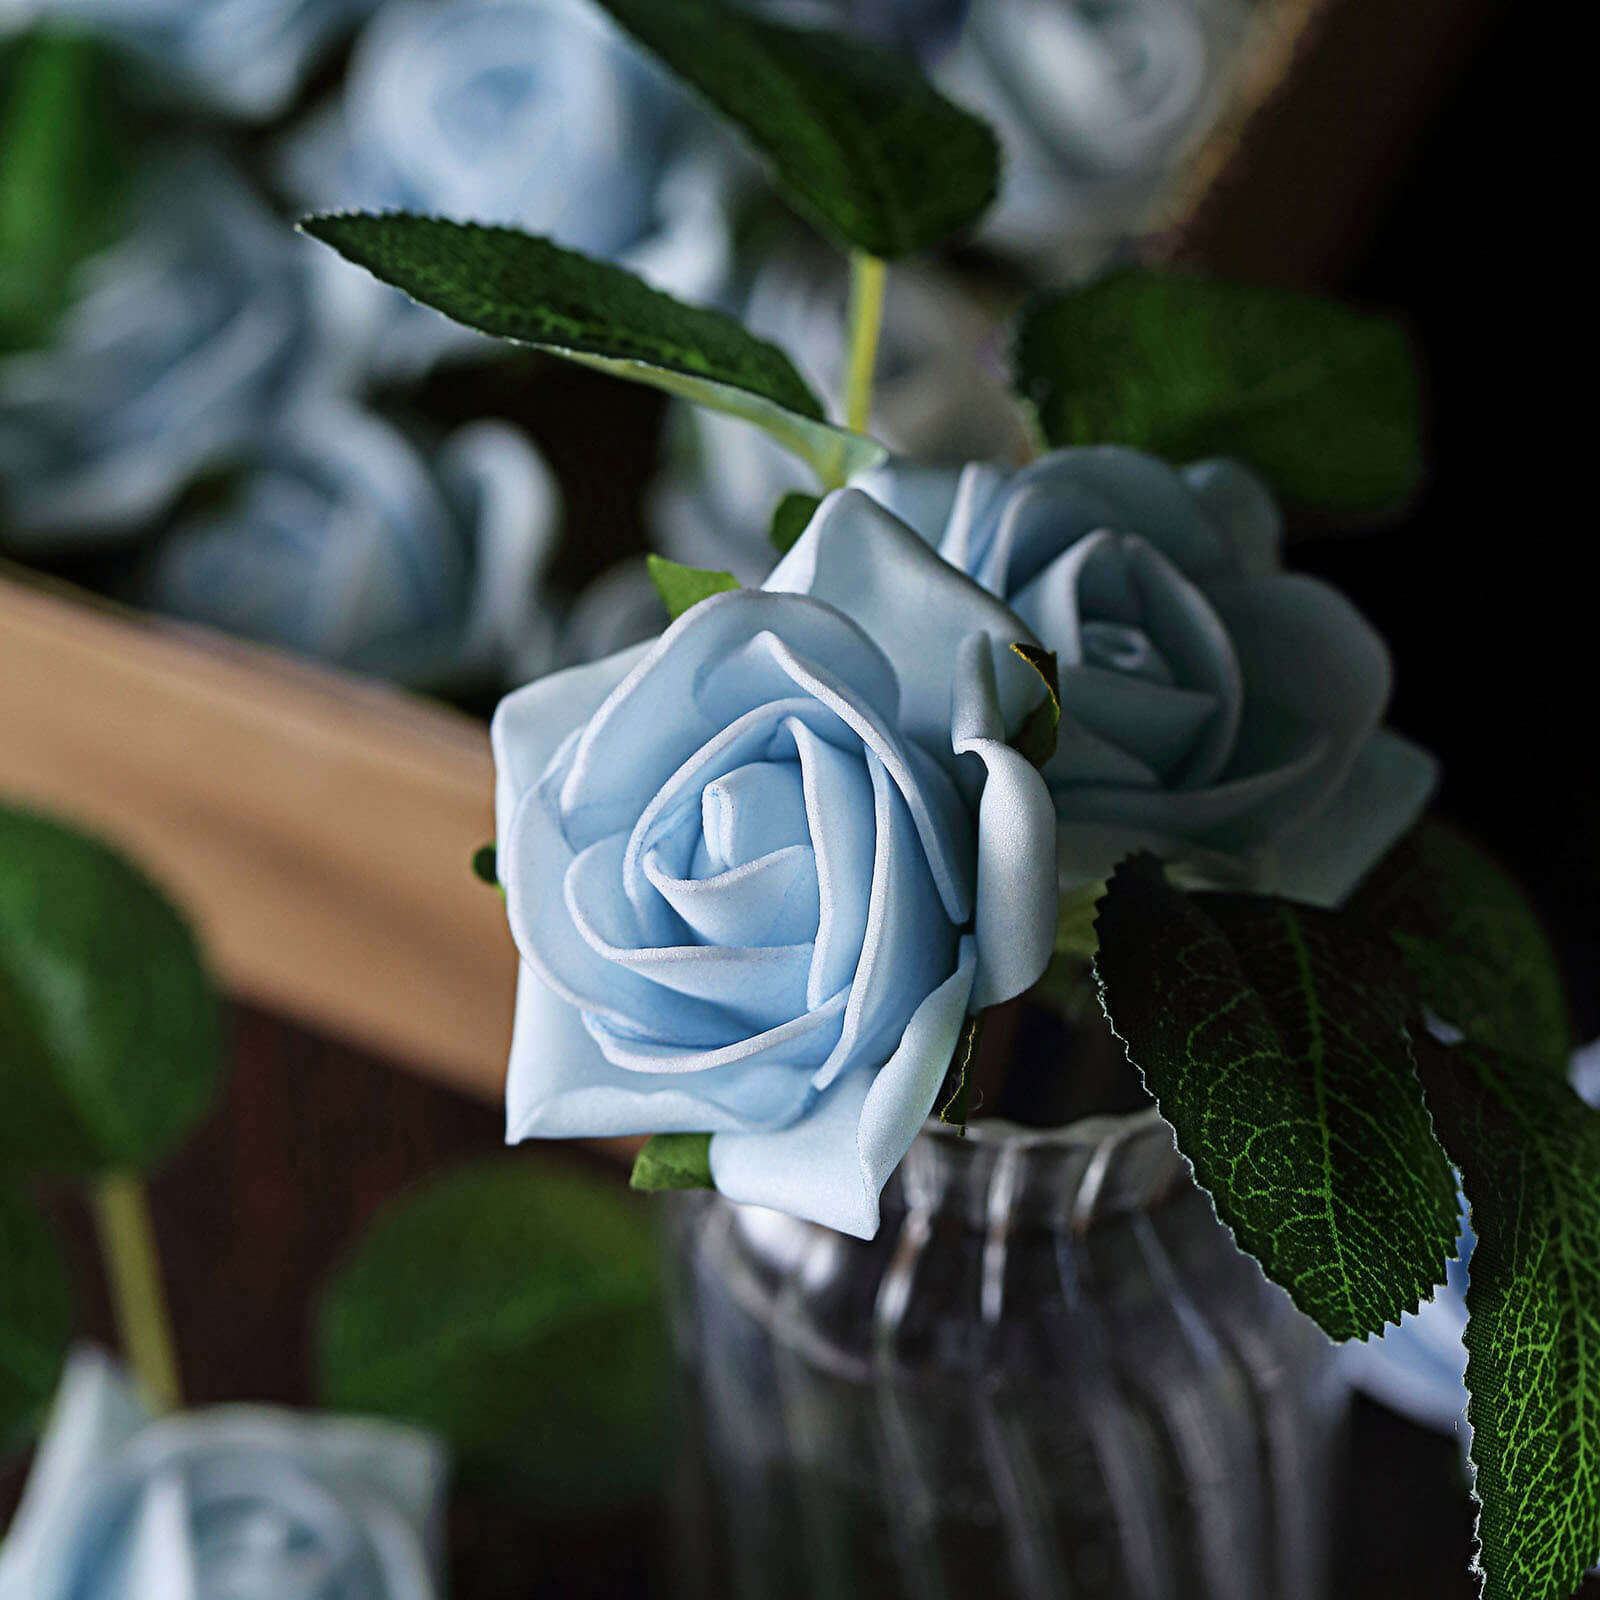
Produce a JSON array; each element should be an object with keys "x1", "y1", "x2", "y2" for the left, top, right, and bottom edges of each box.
[
  {"x1": 317, "y1": 1157, "x2": 671, "y2": 1503},
  {"x1": 0, "y1": 33, "x2": 130, "y2": 354},
  {"x1": 646, "y1": 555, "x2": 740, "y2": 621},
  {"x1": 1347, "y1": 819, "x2": 1570, "y2": 1074},
  {"x1": 1008, "y1": 642, "x2": 1061, "y2": 769},
  {"x1": 0, "y1": 805, "x2": 223, "y2": 1173},
  {"x1": 1014, "y1": 269, "x2": 1423, "y2": 517},
  {"x1": 470, "y1": 842, "x2": 500, "y2": 888},
  {"x1": 770, "y1": 490, "x2": 823, "y2": 555},
  {"x1": 299, "y1": 214, "x2": 883, "y2": 484},
  {"x1": 937, "y1": 1014, "x2": 983, "y2": 1133},
  {"x1": 630, "y1": 1132, "x2": 714, "y2": 1192},
  {"x1": 590, "y1": 0, "x2": 999, "y2": 258},
  {"x1": 1093, "y1": 854, "x2": 1458, "y2": 1342},
  {"x1": 0, "y1": 1180, "x2": 73, "y2": 1453},
  {"x1": 1411, "y1": 1036, "x2": 1600, "y2": 1600}
]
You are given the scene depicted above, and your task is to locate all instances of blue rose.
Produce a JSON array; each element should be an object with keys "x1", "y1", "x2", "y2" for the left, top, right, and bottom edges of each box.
[
  {"x1": 0, "y1": 1349, "x2": 446, "y2": 1600},
  {"x1": 937, "y1": 0, "x2": 1247, "y2": 268},
  {"x1": 859, "y1": 446, "x2": 1437, "y2": 906},
  {"x1": 0, "y1": 150, "x2": 369, "y2": 548},
  {"x1": 493, "y1": 492, "x2": 1056, "y2": 1237},
  {"x1": 278, "y1": 0, "x2": 733, "y2": 378},
  {"x1": 21, "y1": 0, "x2": 379, "y2": 120},
  {"x1": 757, "y1": 0, "x2": 969, "y2": 58},
  {"x1": 144, "y1": 403, "x2": 562, "y2": 689}
]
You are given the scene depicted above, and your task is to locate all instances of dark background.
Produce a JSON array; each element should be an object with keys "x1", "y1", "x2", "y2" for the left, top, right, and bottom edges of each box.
[{"x1": 5, "y1": 2, "x2": 1595, "y2": 1594}]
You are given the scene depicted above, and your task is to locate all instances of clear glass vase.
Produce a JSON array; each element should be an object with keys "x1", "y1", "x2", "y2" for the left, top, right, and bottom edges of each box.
[{"x1": 665, "y1": 1107, "x2": 1348, "y2": 1600}]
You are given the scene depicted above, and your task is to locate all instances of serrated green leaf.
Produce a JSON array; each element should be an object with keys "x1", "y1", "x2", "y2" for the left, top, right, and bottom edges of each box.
[
  {"x1": 1008, "y1": 642, "x2": 1060, "y2": 769},
  {"x1": 1348, "y1": 819, "x2": 1570, "y2": 1074},
  {"x1": 317, "y1": 1157, "x2": 670, "y2": 1503},
  {"x1": 0, "y1": 806, "x2": 223, "y2": 1174},
  {"x1": 1094, "y1": 854, "x2": 1457, "y2": 1342},
  {"x1": 300, "y1": 214, "x2": 883, "y2": 483},
  {"x1": 630, "y1": 1132, "x2": 714, "y2": 1192},
  {"x1": 1014, "y1": 269, "x2": 1423, "y2": 516},
  {"x1": 770, "y1": 490, "x2": 823, "y2": 555},
  {"x1": 591, "y1": 0, "x2": 998, "y2": 258},
  {"x1": 0, "y1": 1180, "x2": 73, "y2": 1453},
  {"x1": 1412, "y1": 1036, "x2": 1600, "y2": 1600},
  {"x1": 646, "y1": 555, "x2": 740, "y2": 621},
  {"x1": 0, "y1": 33, "x2": 130, "y2": 354},
  {"x1": 936, "y1": 1014, "x2": 983, "y2": 1133}
]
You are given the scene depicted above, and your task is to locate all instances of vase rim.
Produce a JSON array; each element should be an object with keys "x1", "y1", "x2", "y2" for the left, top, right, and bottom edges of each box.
[{"x1": 919, "y1": 1104, "x2": 1169, "y2": 1151}]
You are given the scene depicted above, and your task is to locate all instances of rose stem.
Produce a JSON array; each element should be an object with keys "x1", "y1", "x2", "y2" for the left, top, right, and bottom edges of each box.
[
  {"x1": 91, "y1": 1173, "x2": 182, "y2": 1413},
  {"x1": 843, "y1": 251, "x2": 887, "y2": 438}
]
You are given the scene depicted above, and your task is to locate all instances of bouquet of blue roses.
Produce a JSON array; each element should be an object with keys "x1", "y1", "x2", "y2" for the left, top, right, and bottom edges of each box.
[{"x1": 301, "y1": 6, "x2": 1598, "y2": 1596}]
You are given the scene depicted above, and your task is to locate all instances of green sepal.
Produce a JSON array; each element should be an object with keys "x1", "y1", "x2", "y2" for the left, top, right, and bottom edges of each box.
[
  {"x1": 1008, "y1": 642, "x2": 1061, "y2": 769},
  {"x1": 936, "y1": 1014, "x2": 984, "y2": 1133},
  {"x1": 770, "y1": 490, "x2": 823, "y2": 555},
  {"x1": 470, "y1": 842, "x2": 500, "y2": 889},
  {"x1": 646, "y1": 555, "x2": 740, "y2": 621},
  {"x1": 630, "y1": 1132, "x2": 715, "y2": 1192}
]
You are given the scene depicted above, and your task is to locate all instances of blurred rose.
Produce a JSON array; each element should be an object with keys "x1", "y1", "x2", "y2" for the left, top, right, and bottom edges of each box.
[
  {"x1": 861, "y1": 446, "x2": 1437, "y2": 905},
  {"x1": 279, "y1": 0, "x2": 734, "y2": 378},
  {"x1": 757, "y1": 0, "x2": 969, "y2": 57},
  {"x1": 0, "y1": 1349, "x2": 446, "y2": 1600},
  {"x1": 0, "y1": 150, "x2": 368, "y2": 549},
  {"x1": 938, "y1": 0, "x2": 1249, "y2": 270},
  {"x1": 145, "y1": 402, "x2": 561, "y2": 689}
]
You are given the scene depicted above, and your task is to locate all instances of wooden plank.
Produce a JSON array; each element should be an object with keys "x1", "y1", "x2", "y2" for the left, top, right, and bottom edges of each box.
[{"x1": 0, "y1": 569, "x2": 516, "y2": 1100}]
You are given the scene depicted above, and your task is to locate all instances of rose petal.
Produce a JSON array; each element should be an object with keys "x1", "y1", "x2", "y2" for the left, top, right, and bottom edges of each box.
[
  {"x1": 506, "y1": 960, "x2": 822, "y2": 1137},
  {"x1": 709, "y1": 937, "x2": 978, "y2": 1239},
  {"x1": 1271, "y1": 729, "x2": 1438, "y2": 908},
  {"x1": 1180, "y1": 458, "x2": 1282, "y2": 578},
  {"x1": 645, "y1": 843, "x2": 820, "y2": 949},
  {"x1": 812, "y1": 750, "x2": 958, "y2": 1092},
  {"x1": 764, "y1": 489, "x2": 1042, "y2": 760}
]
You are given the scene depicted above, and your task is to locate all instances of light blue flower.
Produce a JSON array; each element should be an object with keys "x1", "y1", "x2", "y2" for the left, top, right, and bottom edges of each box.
[
  {"x1": 0, "y1": 1349, "x2": 446, "y2": 1600},
  {"x1": 858, "y1": 446, "x2": 1437, "y2": 905},
  {"x1": 493, "y1": 491, "x2": 1057, "y2": 1237},
  {"x1": 758, "y1": 0, "x2": 969, "y2": 58},
  {"x1": 278, "y1": 0, "x2": 734, "y2": 378},
  {"x1": 937, "y1": 0, "x2": 1249, "y2": 270},
  {"x1": 650, "y1": 244, "x2": 1028, "y2": 584},
  {"x1": 0, "y1": 150, "x2": 369, "y2": 549},
  {"x1": 144, "y1": 402, "x2": 562, "y2": 689},
  {"x1": 14, "y1": 0, "x2": 379, "y2": 120}
]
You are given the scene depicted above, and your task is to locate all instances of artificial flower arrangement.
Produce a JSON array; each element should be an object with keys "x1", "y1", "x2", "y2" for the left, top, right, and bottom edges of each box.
[
  {"x1": 2, "y1": 0, "x2": 1250, "y2": 693},
  {"x1": 0, "y1": 3, "x2": 1593, "y2": 1599},
  {"x1": 290, "y1": 4, "x2": 1596, "y2": 1598}
]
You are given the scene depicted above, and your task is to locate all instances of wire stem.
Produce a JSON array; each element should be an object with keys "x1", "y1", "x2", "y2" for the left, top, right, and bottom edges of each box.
[
  {"x1": 843, "y1": 252, "x2": 887, "y2": 437},
  {"x1": 91, "y1": 1173, "x2": 182, "y2": 1414}
]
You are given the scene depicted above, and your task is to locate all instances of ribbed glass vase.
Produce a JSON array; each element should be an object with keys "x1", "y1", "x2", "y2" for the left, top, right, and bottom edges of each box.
[{"x1": 665, "y1": 1109, "x2": 1348, "y2": 1600}]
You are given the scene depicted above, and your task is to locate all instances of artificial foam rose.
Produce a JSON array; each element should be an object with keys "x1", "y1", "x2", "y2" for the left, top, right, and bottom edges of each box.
[
  {"x1": 858, "y1": 446, "x2": 1437, "y2": 906},
  {"x1": 144, "y1": 403, "x2": 562, "y2": 690},
  {"x1": 937, "y1": 0, "x2": 1248, "y2": 271},
  {"x1": 278, "y1": 0, "x2": 732, "y2": 378},
  {"x1": 14, "y1": 0, "x2": 379, "y2": 120},
  {"x1": 0, "y1": 1349, "x2": 446, "y2": 1600},
  {"x1": 493, "y1": 492, "x2": 1056, "y2": 1237},
  {"x1": 0, "y1": 150, "x2": 369, "y2": 548}
]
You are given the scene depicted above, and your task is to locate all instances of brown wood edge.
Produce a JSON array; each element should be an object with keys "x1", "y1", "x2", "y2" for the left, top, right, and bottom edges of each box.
[{"x1": 1, "y1": 563, "x2": 516, "y2": 1101}]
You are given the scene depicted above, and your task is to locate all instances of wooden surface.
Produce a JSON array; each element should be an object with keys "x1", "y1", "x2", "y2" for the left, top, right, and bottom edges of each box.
[{"x1": 0, "y1": 570, "x2": 517, "y2": 1099}]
